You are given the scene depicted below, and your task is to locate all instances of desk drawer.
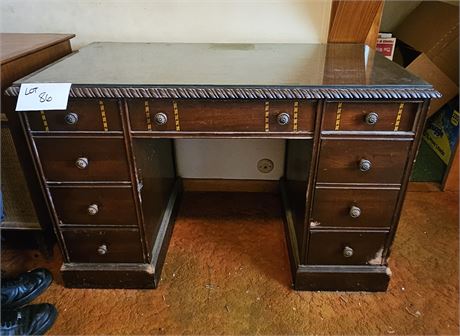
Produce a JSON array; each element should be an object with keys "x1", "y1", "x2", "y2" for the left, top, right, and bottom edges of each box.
[
  {"x1": 317, "y1": 139, "x2": 411, "y2": 184},
  {"x1": 26, "y1": 100, "x2": 122, "y2": 132},
  {"x1": 35, "y1": 137, "x2": 130, "y2": 182},
  {"x1": 311, "y1": 188, "x2": 399, "y2": 229},
  {"x1": 62, "y1": 228, "x2": 143, "y2": 263},
  {"x1": 128, "y1": 99, "x2": 316, "y2": 133},
  {"x1": 50, "y1": 187, "x2": 137, "y2": 226},
  {"x1": 307, "y1": 230, "x2": 387, "y2": 265},
  {"x1": 323, "y1": 102, "x2": 418, "y2": 132}
]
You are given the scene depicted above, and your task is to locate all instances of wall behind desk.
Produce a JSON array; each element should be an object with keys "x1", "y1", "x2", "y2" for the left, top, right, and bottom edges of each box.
[{"x1": 1, "y1": 0, "x2": 331, "y2": 179}]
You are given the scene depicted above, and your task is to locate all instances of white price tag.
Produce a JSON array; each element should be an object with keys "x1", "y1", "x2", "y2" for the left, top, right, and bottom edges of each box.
[{"x1": 16, "y1": 83, "x2": 72, "y2": 111}]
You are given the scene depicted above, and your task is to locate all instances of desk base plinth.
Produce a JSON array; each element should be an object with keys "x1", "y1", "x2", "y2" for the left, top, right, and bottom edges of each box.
[
  {"x1": 61, "y1": 263, "x2": 157, "y2": 289},
  {"x1": 293, "y1": 265, "x2": 391, "y2": 292}
]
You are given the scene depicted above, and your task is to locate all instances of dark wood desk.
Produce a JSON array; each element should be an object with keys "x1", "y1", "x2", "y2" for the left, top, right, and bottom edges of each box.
[
  {"x1": 1, "y1": 33, "x2": 74, "y2": 245},
  {"x1": 4, "y1": 43, "x2": 439, "y2": 291}
]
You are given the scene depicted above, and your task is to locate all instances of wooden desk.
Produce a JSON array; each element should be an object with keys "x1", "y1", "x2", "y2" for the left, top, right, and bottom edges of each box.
[
  {"x1": 4, "y1": 43, "x2": 440, "y2": 291},
  {"x1": 1, "y1": 33, "x2": 74, "y2": 239}
]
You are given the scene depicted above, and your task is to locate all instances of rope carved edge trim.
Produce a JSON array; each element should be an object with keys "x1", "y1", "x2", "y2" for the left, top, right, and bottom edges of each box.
[{"x1": 5, "y1": 86, "x2": 442, "y2": 100}]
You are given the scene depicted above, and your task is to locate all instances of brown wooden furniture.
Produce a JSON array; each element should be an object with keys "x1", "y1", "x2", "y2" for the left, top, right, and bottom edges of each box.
[
  {"x1": 1, "y1": 33, "x2": 74, "y2": 245},
  {"x1": 328, "y1": 0, "x2": 384, "y2": 49},
  {"x1": 4, "y1": 43, "x2": 440, "y2": 291}
]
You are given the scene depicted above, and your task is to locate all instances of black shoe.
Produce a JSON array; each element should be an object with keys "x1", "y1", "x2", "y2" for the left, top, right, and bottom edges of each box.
[
  {"x1": 1, "y1": 303, "x2": 57, "y2": 336},
  {"x1": 1, "y1": 269, "x2": 53, "y2": 309}
]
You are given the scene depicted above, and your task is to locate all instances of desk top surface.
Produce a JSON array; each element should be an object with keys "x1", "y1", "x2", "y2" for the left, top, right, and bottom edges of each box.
[{"x1": 9, "y1": 43, "x2": 440, "y2": 100}]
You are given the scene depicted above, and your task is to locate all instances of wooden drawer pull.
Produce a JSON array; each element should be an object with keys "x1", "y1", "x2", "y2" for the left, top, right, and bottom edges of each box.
[
  {"x1": 343, "y1": 246, "x2": 354, "y2": 258},
  {"x1": 97, "y1": 244, "x2": 108, "y2": 255},
  {"x1": 359, "y1": 159, "x2": 371, "y2": 172},
  {"x1": 365, "y1": 112, "x2": 379, "y2": 125},
  {"x1": 87, "y1": 204, "x2": 99, "y2": 216},
  {"x1": 64, "y1": 112, "x2": 79, "y2": 125},
  {"x1": 277, "y1": 112, "x2": 290, "y2": 126},
  {"x1": 75, "y1": 157, "x2": 89, "y2": 169},
  {"x1": 349, "y1": 205, "x2": 361, "y2": 218},
  {"x1": 153, "y1": 112, "x2": 168, "y2": 126}
]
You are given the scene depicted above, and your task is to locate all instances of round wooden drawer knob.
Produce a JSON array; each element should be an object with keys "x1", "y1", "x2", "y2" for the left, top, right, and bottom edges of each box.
[
  {"x1": 359, "y1": 159, "x2": 371, "y2": 172},
  {"x1": 277, "y1": 112, "x2": 291, "y2": 126},
  {"x1": 75, "y1": 157, "x2": 89, "y2": 169},
  {"x1": 349, "y1": 205, "x2": 361, "y2": 218},
  {"x1": 87, "y1": 204, "x2": 99, "y2": 216},
  {"x1": 365, "y1": 112, "x2": 379, "y2": 125},
  {"x1": 64, "y1": 112, "x2": 79, "y2": 125},
  {"x1": 154, "y1": 112, "x2": 168, "y2": 126},
  {"x1": 97, "y1": 244, "x2": 108, "y2": 255},
  {"x1": 343, "y1": 246, "x2": 354, "y2": 258}
]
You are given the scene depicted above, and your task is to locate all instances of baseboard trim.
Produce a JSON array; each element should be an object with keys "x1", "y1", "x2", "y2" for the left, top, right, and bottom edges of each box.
[{"x1": 183, "y1": 178, "x2": 279, "y2": 193}]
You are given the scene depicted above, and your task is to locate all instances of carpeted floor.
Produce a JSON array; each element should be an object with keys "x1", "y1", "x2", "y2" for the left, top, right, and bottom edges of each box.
[{"x1": 1, "y1": 190, "x2": 459, "y2": 335}]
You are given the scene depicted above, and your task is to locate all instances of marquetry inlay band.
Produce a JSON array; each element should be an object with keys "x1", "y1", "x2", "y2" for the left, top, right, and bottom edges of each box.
[
  {"x1": 264, "y1": 101, "x2": 270, "y2": 132},
  {"x1": 99, "y1": 100, "x2": 108, "y2": 131},
  {"x1": 173, "y1": 100, "x2": 180, "y2": 131},
  {"x1": 144, "y1": 100, "x2": 152, "y2": 131},
  {"x1": 335, "y1": 102, "x2": 343, "y2": 131},
  {"x1": 293, "y1": 101, "x2": 299, "y2": 132},
  {"x1": 40, "y1": 111, "x2": 49, "y2": 132},
  {"x1": 394, "y1": 103, "x2": 404, "y2": 131}
]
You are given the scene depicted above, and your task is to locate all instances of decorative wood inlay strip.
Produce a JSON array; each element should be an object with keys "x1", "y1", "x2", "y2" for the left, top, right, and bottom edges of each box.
[
  {"x1": 394, "y1": 103, "x2": 404, "y2": 131},
  {"x1": 4, "y1": 86, "x2": 442, "y2": 100},
  {"x1": 293, "y1": 101, "x2": 299, "y2": 132},
  {"x1": 173, "y1": 100, "x2": 180, "y2": 131},
  {"x1": 335, "y1": 102, "x2": 343, "y2": 131},
  {"x1": 144, "y1": 100, "x2": 152, "y2": 131},
  {"x1": 99, "y1": 100, "x2": 108, "y2": 131},
  {"x1": 264, "y1": 101, "x2": 270, "y2": 132},
  {"x1": 40, "y1": 110, "x2": 49, "y2": 132}
]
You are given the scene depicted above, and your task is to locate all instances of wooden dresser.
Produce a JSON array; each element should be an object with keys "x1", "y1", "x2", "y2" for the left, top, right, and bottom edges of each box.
[
  {"x1": 4, "y1": 43, "x2": 440, "y2": 291},
  {"x1": 1, "y1": 33, "x2": 74, "y2": 249}
]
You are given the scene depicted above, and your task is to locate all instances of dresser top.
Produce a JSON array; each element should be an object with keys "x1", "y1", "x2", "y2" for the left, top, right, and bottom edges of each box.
[
  {"x1": 1, "y1": 33, "x2": 75, "y2": 65},
  {"x1": 7, "y1": 42, "x2": 440, "y2": 100}
]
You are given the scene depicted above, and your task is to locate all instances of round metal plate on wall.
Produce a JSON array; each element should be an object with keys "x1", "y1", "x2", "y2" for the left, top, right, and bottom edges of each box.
[{"x1": 257, "y1": 158, "x2": 274, "y2": 173}]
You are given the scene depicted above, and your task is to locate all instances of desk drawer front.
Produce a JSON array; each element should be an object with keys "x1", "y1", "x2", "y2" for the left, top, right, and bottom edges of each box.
[
  {"x1": 311, "y1": 188, "x2": 399, "y2": 229},
  {"x1": 317, "y1": 139, "x2": 411, "y2": 184},
  {"x1": 62, "y1": 228, "x2": 143, "y2": 263},
  {"x1": 35, "y1": 137, "x2": 130, "y2": 182},
  {"x1": 26, "y1": 100, "x2": 122, "y2": 132},
  {"x1": 50, "y1": 187, "x2": 137, "y2": 226},
  {"x1": 128, "y1": 99, "x2": 316, "y2": 133},
  {"x1": 308, "y1": 231, "x2": 387, "y2": 265},
  {"x1": 324, "y1": 102, "x2": 418, "y2": 132}
]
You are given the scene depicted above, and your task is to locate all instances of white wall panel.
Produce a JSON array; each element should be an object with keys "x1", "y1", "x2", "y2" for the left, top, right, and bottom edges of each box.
[
  {"x1": 1, "y1": 0, "x2": 331, "y2": 48},
  {"x1": 175, "y1": 139, "x2": 285, "y2": 180}
]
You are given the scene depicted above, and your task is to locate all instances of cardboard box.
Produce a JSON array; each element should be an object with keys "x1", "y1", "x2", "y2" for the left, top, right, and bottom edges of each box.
[
  {"x1": 392, "y1": 1, "x2": 459, "y2": 117},
  {"x1": 376, "y1": 33, "x2": 396, "y2": 60},
  {"x1": 423, "y1": 98, "x2": 459, "y2": 166}
]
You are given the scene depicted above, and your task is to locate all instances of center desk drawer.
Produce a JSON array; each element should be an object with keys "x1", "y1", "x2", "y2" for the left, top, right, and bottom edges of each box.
[
  {"x1": 35, "y1": 138, "x2": 130, "y2": 181},
  {"x1": 128, "y1": 99, "x2": 316, "y2": 133},
  {"x1": 307, "y1": 231, "x2": 387, "y2": 265},
  {"x1": 62, "y1": 228, "x2": 143, "y2": 263},
  {"x1": 26, "y1": 99, "x2": 122, "y2": 132},
  {"x1": 317, "y1": 139, "x2": 411, "y2": 184},
  {"x1": 311, "y1": 188, "x2": 399, "y2": 229},
  {"x1": 50, "y1": 187, "x2": 137, "y2": 226}
]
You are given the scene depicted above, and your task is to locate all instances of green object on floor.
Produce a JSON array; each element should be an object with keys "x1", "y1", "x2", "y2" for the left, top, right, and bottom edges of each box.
[{"x1": 411, "y1": 139, "x2": 446, "y2": 182}]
